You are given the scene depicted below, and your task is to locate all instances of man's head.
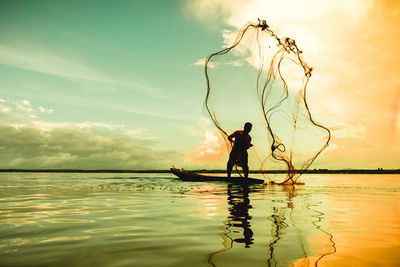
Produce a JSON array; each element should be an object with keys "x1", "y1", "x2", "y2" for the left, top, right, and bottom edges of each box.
[{"x1": 244, "y1": 122, "x2": 252, "y2": 133}]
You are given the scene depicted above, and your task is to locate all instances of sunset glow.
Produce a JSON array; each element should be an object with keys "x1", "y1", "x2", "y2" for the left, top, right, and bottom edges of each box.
[{"x1": 0, "y1": 0, "x2": 399, "y2": 170}]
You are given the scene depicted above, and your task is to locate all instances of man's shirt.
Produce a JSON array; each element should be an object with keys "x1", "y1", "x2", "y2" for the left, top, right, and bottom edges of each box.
[{"x1": 229, "y1": 130, "x2": 252, "y2": 151}]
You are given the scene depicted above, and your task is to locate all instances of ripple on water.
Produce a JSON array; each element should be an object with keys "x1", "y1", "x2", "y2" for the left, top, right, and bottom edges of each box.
[{"x1": 0, "y1": 173, "x2": 399, "y2": 266}]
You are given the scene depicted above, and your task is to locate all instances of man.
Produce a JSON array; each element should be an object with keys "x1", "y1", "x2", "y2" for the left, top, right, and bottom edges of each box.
[{"x1": 227, "y1": 122, "x2": 253, "y2": 178}]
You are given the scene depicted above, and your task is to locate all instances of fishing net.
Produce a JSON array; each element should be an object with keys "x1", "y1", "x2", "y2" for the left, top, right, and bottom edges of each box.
[{"x1": 204, "y1": 20, "x2": 331, "y2": 184}]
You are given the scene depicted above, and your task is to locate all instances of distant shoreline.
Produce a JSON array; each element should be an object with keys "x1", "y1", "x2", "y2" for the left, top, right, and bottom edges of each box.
[{"x1": 0, "y1": 169, "x2": 399, "y2": 174}]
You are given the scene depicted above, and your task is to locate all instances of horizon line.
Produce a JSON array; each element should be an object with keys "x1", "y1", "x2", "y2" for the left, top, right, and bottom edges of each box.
[{"x1": 0, "y1": 168, "x2": 399, "y2": 174}]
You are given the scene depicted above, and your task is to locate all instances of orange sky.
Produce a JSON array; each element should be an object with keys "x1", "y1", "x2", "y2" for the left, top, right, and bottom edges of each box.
[{"x1": 184, "y1": 0, "x2": 400, "y2": 169}]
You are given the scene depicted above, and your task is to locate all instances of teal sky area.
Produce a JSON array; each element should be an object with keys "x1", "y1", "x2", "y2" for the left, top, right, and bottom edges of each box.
[
  {"x1": 2, "y1": 1, "x2": 398, "y2": 170},
  {"x1": 0, "y1": 0, "x2": 229, "y2": 169}
]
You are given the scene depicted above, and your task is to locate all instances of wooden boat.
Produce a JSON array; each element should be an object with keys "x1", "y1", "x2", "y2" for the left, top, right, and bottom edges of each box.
[{"x1": 170, "y1": 167, "x2": 264, "y2": 185}]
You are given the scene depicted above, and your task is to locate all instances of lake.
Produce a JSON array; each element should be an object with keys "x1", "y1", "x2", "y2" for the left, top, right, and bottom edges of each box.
[{"x1": 0, "y1": 172, "x2": 399, "y2": 266}]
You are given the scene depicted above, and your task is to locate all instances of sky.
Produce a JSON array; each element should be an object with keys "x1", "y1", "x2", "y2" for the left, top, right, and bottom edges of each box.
[{"x1": 0, "y1": 0, "x2": 399, "y2": 170}]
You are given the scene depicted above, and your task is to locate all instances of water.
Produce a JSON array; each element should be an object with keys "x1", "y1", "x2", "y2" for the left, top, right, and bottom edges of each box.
[{"x1": 0, "y1": 172, "x2": 399, "y2": 266}]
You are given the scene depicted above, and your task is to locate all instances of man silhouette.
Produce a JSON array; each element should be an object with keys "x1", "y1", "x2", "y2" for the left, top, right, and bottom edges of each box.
[{"x1": 227, "y1": 122, "x2": 253, "y2": 178}]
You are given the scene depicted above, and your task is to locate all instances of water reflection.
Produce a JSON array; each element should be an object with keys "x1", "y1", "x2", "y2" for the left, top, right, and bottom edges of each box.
[
  {"x1": 207, "y1": 184, "x2": 255, "y2": 266},
  {"x1": 208, "y1": 184, "x2": 337, "y2": 267},
  {"x1": 208, "y1": 184, "x2": 254, "y2": 266},
  {"x1": 266, "y1": 185, "x2": 337, "y2": 266},
  {"x1": 227, "y1": 185, "x2": 254, "y2": 248},
  {"x1": 2, "y1": 173, "x2": 398, "y2": 266},
  {"x1": 306, "y1": 199, "x2": 337, "y2": 266}
]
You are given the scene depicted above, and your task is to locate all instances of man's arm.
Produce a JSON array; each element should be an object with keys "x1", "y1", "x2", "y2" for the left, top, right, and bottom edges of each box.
[
  {"x1": 228, "y1": 131, "x2": 238, "y2": 142},
  {"x1": 247, "y1": 136, "x2": 253, "y2": 149}
]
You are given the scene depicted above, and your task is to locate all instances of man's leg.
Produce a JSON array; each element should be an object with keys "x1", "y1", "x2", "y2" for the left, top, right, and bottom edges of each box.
[
  {"x1": 227, "y1": 151, "x2": 235, "y2": 178},
  {"x1": 243, "y1": 165, "x2": 249, "y2": 178},
  {"x1": 227, "y1": 160, "x2": 233, "y2": 178},
  {"x1": 242, "y1": 152, "x2": 249, "y2": 178}
]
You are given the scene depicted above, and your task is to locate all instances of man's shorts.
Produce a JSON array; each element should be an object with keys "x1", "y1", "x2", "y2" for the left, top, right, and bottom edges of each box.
[{"x1": 229, "y1": 149, "x2": 248, "y2": 167}]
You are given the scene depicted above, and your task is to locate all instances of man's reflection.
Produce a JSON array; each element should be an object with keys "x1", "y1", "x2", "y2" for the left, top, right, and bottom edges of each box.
[
  {"x1": 207, "y1": 184, "x2": 256, "y2": 266},
  {"x1": 227, "y1": 184, "x2": 254, "y2": 248},
  {"x1": 207, "y1": 183, "x2": 336, "y2": 266}
]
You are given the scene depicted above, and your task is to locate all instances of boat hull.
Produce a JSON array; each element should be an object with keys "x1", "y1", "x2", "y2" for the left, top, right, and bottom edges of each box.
[{"x1": 170, "y1": 168, "x2": 264, "y2": 185}]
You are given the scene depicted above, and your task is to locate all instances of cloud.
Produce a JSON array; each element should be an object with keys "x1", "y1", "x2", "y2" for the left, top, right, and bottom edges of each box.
[
  {"x1": 0, "y1": 97, "x2": 196, "y2": 169},
  {"x1": 185, "y1": 130, "x2": 226, "y2": 164},
  {"x1": 0, "y1": 98, "x2": 182, "y2": 169},
  {"x1": 38, "y1": 106, "x2": 54, "y2": 114},
  {"x1": 0, "y1": 98, "x2": 53, "y2": 121},
  {"x1": 118, "y1": 105, "x2": 200, "y2": 121},
  {"x1": 0, "y1": 123, "x2": 183, "y2": 169},
  {"x1": 190, "y1": 58, "x2": 215, "y2": 68},
  {"x1": 0, "y1": 44, "x2": 105, "y2": 83},
  {"x1": 177, "y1": 116, "x2": 212, "y2": 137},
  {"x1": 1, "y1": 107, "x2": 11, "y2": 113},
  {"x1": 191, "y1": 57, "x2": 243, "y2": 68},
  {"x1": 0, "y1": 44, "x2": 177, "y2": 101},
  {"x1": 183, "y1": 0, "x2": 400, "y2": 168}
]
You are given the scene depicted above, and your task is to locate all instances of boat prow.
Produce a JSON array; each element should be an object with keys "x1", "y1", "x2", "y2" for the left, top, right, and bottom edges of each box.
[{"x1": 170, "y1": 167, "x2": 264, "y2": 185}]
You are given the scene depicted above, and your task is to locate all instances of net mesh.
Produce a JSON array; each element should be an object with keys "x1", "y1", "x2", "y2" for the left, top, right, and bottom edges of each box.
[{"x1": 204, "y1": 20, "x2": 331, "y2": 184}]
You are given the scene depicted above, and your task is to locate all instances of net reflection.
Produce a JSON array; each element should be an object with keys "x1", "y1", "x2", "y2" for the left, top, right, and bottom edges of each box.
[
  {"x1": 266, "y1": 185, "x2": 337, "y2": 267},
  {"x1": 207, "y1": 184, "x2": 336, "y2": 267},
  {"x1": 266, "y1": 185, "x2": 298, "y2": 267},
  {"x1": 308, "y1": 200, "x2": 337, "y2": 266}
]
